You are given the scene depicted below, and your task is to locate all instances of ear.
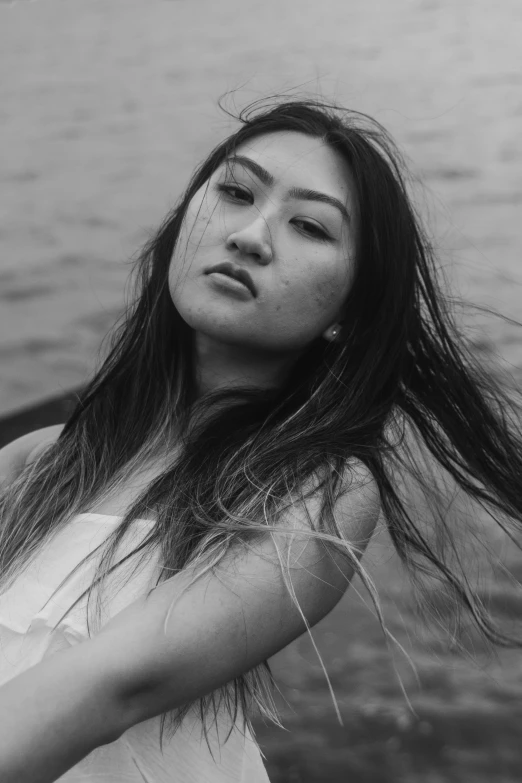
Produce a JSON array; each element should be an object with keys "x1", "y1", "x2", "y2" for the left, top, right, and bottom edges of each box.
[{"x1": 322, "y1": 323, "x2": 342, "y2": 343}]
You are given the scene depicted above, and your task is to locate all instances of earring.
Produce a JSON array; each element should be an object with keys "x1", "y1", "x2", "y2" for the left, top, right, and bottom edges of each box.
[{"x1": 331, "y1": 327, "x2": 339, "y2": 338}]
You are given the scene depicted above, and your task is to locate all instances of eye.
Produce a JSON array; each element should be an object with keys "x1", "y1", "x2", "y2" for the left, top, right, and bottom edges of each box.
[
  {"x1": 215, "y1": 184, "x2": 332, "y2": 242},
  {"x1": 292, "y1": 219, "x2": 331, "y2": 242},
  {"x1": 216, "y1": 183, "x2": 253, "y2": 203}
]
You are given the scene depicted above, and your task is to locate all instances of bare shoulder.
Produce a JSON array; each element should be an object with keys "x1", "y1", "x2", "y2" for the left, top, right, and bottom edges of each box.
[
  {"x1": 0, "y1": 424, "x2": 65, "y2": 486},
  {"x1": 23, "y1": 423, "x2": 66, "y2": 464},
  {"x1": 342, "y1": 457, "x2": 380, "y2": 498},
  {"x1": 334, "y1": 457, "x2": 381, "y2": 541},
  {"x1": 289, "y1": 457, "x2": 380, "y2": 537}
]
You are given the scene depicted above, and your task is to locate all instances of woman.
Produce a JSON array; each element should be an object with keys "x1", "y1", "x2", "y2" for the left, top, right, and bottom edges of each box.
[{"x1": 1, "y1": 96, "x2": 522, "y2": 782}]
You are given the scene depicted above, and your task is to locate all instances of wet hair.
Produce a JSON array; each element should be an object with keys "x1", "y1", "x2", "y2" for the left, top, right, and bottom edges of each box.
[{"x1": 2, "y1": 95, "x2": 522, "y2": 755}]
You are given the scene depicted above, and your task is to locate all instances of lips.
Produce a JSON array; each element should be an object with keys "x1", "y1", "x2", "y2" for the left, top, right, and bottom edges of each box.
[{"x1": 205, "y1": 262, "x2": 257, "y2": 297}]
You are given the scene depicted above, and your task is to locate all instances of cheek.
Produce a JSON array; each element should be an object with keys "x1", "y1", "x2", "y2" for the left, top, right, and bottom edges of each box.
[
  {"x1": 170, "y1": 203, "x2": 220, "y2": 283},
  {"x1": 279, "y1": 257, "x2": 351, "y2": 317},
  {"x1": 181, "y1": 207, "x2": 213, "y2": 252},
  {"x1": 178, "y1": 186, "x2": 223, "y2": 248},
  {"x1": 311, "y1": 275, "x2": 344, "y2": 308}
]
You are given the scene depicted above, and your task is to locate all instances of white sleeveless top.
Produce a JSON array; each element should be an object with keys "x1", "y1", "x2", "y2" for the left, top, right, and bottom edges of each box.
[{"x1": 0, "y1": 513, "x2": 271, "y2": 782}]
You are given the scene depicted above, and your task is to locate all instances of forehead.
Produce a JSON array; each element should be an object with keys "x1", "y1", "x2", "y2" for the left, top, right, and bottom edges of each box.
[{"x1": 231, "y1": 131, "x2": 355, "y2": 204}]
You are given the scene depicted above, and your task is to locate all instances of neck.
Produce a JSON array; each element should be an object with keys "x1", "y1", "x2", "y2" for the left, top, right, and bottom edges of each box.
[{"x1": 193, "y1": 333, "x2": 302, "y2": 397}]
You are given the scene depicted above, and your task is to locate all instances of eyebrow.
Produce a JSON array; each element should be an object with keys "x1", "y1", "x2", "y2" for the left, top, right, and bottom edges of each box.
[{"x1": 226, "y1": 154, "x2": 351, "y2": 223}]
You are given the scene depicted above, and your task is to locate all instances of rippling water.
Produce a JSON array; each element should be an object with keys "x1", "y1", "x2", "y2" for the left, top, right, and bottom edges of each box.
[{"x1": 0, "y1": 0, "x2": 521, "y2": 415}]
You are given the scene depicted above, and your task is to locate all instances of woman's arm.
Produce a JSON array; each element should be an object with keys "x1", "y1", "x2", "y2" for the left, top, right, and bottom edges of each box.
[
  {"x1": 0, "y1": 424, "x2": 123, "y2": 783},
  {"x1": 0, "y1": 633, "x2": 129, "y2": 783},
  {"x1": 100, "y1": 461, "x2": 381, "y2": 725},
  {"x1": 0, "y1": 461, "x2": 380, "y2": 782}
]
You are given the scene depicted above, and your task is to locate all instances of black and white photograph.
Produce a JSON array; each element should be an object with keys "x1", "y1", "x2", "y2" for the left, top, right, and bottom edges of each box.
[{"x1": 1, "y1": 1, "x2": 521, "y2": 781}]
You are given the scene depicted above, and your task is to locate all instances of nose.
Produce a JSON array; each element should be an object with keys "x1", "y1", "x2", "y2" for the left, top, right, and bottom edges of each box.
[{"x1": 225, "y1": 217, "x2": 273, "y2": 266}]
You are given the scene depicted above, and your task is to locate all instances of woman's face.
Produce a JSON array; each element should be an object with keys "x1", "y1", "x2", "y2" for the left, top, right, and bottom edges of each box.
[{"x1": 169, "y1": 131, "x2": 357, "y2": 353}]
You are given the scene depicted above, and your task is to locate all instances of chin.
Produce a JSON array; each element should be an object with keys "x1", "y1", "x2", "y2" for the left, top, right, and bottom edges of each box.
[{"x1": 174, "y1": 302, "x2": 247, "y2": 342}]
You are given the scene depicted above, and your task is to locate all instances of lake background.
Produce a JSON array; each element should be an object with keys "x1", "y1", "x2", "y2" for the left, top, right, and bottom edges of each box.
[
  {"x1": 1, "y1": 1, "x2": 522, "y2": 780},
  {"x1": 1, "y1": 0, "x2": 522, "y2": 416}
]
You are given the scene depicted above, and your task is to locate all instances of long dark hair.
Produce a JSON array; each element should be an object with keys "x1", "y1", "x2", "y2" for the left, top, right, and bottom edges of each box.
[{"x1": 2, "y1": 95, "x2": 522, "y2": 754}]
